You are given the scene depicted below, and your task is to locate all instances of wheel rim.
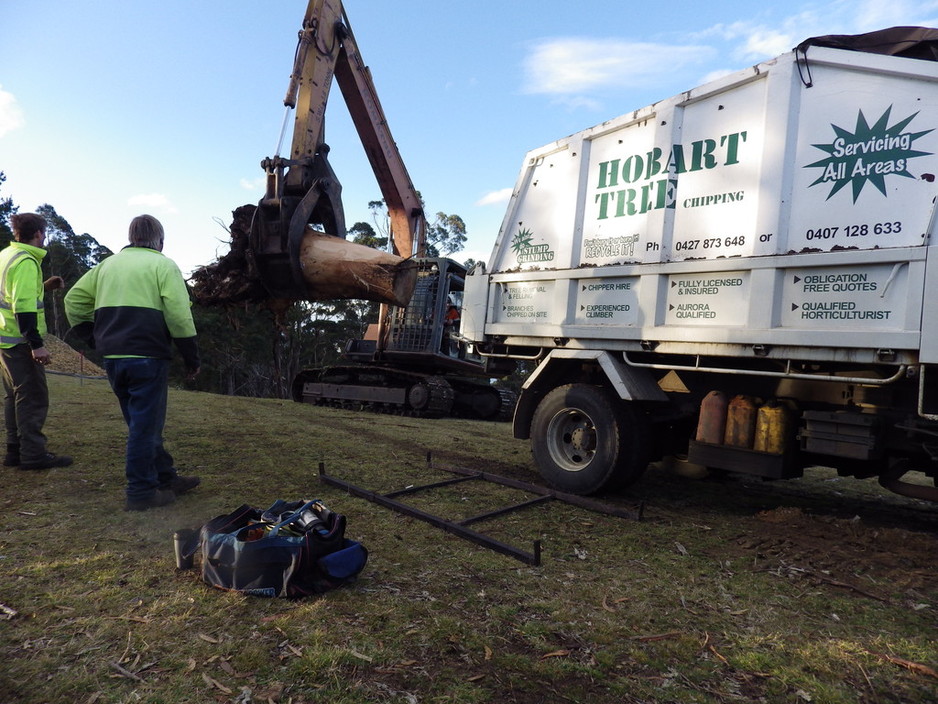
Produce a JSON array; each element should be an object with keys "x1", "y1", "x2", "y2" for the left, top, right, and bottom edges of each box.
[{"x1": 545, "y1": 407, "x2": 597, "y2": 471}]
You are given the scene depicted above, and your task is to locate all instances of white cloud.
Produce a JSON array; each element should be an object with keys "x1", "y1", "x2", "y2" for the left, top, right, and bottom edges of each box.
[
  {"x1": 852, "y1": 0, "x2": 938, "y2": 31},
  {"x1": 522, "y1": 4, "x2": 938, "y2": 112},
  {"x1": 700, "y1": 68, "x2": 738, "y2": 85},
  {"x1": 697, "y1": 19, "x2": 806, "y2": 62},
  {"x1": 127, "y1": 193, "x2": 178, "y2": 214},
  {"x1": 240, "y1": 176, "x2": 265, "y2": 191},
  {"x1": 0, "y1": 86, "x2": 25, "y2": 138},
  {"x1": 476, "y1": 188, "x2": 513, "y2": 207},
  {"x1": 740, "y1": 29, "x2": 796, "y2": 58},
  {"x1": 698, "y1": 0, "x2": 938, "y2": 66},
  {"x1": 523, "y1": 38, "x2": 716, "y2": 96},
  {"x1": 550, "y1": 95, "x2": 604, "y2": 111}
]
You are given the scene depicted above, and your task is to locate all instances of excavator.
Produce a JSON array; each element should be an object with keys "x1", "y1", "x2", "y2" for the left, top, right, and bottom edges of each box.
[{"x1": 193, "y1": 0, "x2": 515, "y2": 419}]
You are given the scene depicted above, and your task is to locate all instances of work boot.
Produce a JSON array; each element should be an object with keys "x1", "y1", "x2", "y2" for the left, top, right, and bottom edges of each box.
[
  {"x1": 166, "y1": 475, "x2": 201, "y2": 496},
  {"x1": 20, "y1": 453, "x2": 73, "y2": 471},
  {"x1": 125, "y1": 488, "x2": 176, "y2": 512},
  {"x1": 3, "y1": 444, "x2": 20, "y2": 467}
]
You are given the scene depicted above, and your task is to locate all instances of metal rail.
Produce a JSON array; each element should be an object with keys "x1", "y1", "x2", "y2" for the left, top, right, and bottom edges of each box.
[
  {"x1": 623, "y1": 352, "x2": 908, "y2": 387},
  {"x1": 319, "y1": 467, "x2": 543, "y2": 564},
  {"x1": 429, "y1": 458, "x2": 643, "y2": 522},
  {"x1": 318, "y1": 455, "x2": 642, "y2": 566}
]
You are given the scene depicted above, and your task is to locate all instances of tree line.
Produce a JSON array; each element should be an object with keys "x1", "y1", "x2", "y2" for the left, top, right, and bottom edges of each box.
[{"x1": 0, "y1": 172, "x2": 483, "y2": 398}]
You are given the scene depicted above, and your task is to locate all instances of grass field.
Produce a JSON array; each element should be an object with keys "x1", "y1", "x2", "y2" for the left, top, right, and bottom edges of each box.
[{"x1": 1, "y1": 373, "x2": 936, "y2": 703}]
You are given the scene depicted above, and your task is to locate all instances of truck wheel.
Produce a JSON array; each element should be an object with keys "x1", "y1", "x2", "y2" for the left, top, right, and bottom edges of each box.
[{"x1": 531, "y1": 384, "x2": 648, "y2": 495}]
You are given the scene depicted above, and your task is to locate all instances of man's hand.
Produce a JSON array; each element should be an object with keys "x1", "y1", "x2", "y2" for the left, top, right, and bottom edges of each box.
[
  {"x1": 186, "y1": 367, "x2": 200, "y2": 382},
  {"x1": 43, "y1": 276, "x2": 65, "y2": 291},
  {"x1": 32, "y1": 347, "x2": 50, "y2": 365}
]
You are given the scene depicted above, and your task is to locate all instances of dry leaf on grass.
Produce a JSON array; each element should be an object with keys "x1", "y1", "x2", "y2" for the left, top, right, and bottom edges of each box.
[
  {"x1": 201, "y1": 672, "x2": 233, "y2": 694},
  {"x1": 869, "y1": 651, "x2": 938, "y2": 679},
  {"x1": 601, "y1": 594, "x2": 630, "y2": 612},
  {"x1": 540, "y1": 649, "x2": 570, "y2": 659},
  {"x1": 630, "y1": 631, "x2": 683, "y2": 642},
  {"x1": 109, "y1": 661, "x2": 143, "y2": 682}
]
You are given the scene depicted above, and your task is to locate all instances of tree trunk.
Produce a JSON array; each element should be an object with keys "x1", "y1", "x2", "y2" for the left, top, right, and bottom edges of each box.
[
  {"x1": 297, "y1": 232, "x2": 417, "y2": 307},
  {"x1": 190, "y1": 205, "x2": 417, "y2": 310}
]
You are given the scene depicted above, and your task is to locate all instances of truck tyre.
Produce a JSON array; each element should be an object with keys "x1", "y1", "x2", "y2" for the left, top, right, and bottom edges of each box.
[{"x1": 531, "y1": 383, "x2": 648, "y2": 495}]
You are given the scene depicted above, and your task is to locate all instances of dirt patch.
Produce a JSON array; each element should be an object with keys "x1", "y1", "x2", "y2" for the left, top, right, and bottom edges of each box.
[
  {"x1": 44, "y1": 334, "x2": 105, "y2": 376},
  {"x1": 723, "y1": 504, "x2": 938, "y2": 597}
]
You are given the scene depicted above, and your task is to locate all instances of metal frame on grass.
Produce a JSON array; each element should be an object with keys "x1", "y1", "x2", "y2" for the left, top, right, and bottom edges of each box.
[{"x1": 318, "y1": 454, "x2": 643, "y2": 566}]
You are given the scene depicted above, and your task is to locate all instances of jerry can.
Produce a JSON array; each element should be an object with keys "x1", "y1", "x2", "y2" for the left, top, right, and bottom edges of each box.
[
  {"x1": 724, "y1": 395, "x2": 758, "y2": 448},
  {"x1": 695, "y1": 390, "x2": 728, "y2": 444},
  {"x1": 754, "y1": 399, "x2": 792, "y2": 454}
]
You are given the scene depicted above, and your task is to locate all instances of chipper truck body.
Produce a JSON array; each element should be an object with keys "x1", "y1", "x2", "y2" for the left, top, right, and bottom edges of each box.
[{"x1": 461, "y1": 28, "x2": 938, "y2": 500}]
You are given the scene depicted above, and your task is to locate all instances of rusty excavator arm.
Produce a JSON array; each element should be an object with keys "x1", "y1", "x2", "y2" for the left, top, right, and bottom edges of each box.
[{"x1": 250, "y1": 0, "x2": 426, "y2": 302}]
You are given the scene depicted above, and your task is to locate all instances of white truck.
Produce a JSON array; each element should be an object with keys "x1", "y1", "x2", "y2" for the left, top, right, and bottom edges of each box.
[{"x1": 461, "y1": 28, "x2": 938, "y2": 501}]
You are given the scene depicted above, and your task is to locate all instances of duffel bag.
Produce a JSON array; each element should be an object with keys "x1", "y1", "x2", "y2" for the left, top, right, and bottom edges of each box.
[{"x1": 179, "y1": 499, "x2": 368, "y2": 598}]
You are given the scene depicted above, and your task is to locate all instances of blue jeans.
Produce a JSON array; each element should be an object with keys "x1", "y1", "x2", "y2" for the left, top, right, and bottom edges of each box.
[{"x1": 105, "y1": 357, "x2": 176, "y2": 501}]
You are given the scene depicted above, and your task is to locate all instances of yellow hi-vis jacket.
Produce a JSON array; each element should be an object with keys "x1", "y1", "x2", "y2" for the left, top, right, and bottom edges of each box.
[{"x1": 0, "y1": 242, "x2": 47, "y2": 349}]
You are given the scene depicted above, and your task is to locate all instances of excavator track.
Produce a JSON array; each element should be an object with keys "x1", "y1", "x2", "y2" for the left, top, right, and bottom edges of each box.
[
  {"x1": 293, "y1": 366, "x2": 455, "y2": 418},
  {"x1": 448, "y1": 380, "x2": 517, "y2": 421},
  {"x1": 293, "y1": 366, "x2": 516, "y2": 420}
]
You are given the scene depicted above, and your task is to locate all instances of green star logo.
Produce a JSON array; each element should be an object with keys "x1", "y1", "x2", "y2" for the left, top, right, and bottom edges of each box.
[
  {"x1": 804, "y1": 107, "x2": 932, "y2": 202},
  {"x1": 510, "y1": 227, "x2": 535, "y2": 254}
]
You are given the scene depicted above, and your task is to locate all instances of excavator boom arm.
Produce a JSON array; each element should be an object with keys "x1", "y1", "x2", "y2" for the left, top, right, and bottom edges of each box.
[
  {"x1": 332, "y1": 14, "x2": 425, "y2": 258},
  {"x1": 194, "y1": 2, "x2": 426, "y2": 315},
  {"x1": 277, "y1": 0, "x2": 425, "y2": 258}
]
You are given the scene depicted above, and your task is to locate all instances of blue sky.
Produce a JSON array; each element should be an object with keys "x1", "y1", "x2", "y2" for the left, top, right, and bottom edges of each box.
[{"x1": 2, "y1": 0, "x2": 938, "y2": 276}]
